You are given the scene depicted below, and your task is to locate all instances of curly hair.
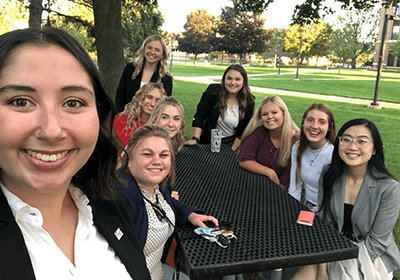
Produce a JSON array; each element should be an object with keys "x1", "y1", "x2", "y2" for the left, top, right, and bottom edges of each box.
[{"x1": 121, "y1": 83, "x2": 166, "y2": 131}]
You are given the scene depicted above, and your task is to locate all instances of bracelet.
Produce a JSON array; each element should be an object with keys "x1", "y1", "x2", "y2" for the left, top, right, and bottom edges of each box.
[{"x1": 191, "y1": 136, "x2": 200, "y2": 144}]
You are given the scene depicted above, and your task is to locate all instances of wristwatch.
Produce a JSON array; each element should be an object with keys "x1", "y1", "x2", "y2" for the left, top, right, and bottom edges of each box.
[{"x1": 191, "y1": 136, "x2": 200, "y2": 144}]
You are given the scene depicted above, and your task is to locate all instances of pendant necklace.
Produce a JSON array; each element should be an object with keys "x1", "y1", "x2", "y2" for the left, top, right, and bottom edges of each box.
[{"x1": 308, "y1": 146, "x2": 323, "y2": 166}]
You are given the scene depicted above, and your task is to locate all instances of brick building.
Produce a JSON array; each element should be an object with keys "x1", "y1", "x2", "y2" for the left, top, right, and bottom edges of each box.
[{"x1": 373, "y1": 5, "x2": 400, "y2": 69}]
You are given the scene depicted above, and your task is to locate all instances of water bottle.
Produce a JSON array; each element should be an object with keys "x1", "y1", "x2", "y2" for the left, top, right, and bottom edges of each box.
[{"x1": 211, "y1": 129, "x2": 221, "y2": 153}]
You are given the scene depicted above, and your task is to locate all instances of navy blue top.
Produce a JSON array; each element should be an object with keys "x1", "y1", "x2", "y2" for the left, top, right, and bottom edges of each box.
[{"x1": 115, "y1": 169, "x2": 199, "y2": 248}]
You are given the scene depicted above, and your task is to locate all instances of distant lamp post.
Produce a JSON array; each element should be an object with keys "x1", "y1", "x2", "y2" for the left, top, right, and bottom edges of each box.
[
  {"x1": 277, "y1": 39, "x2": 282, "y2": 75},
  {"x1": 370, "y1": 3, "x2": 393, "y2": 109},
  {"x1": 295, "y1": 33, "x2": 303, "y2": 80}
]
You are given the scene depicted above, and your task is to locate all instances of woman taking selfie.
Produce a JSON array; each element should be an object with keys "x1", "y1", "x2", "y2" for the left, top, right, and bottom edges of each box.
[{"x1": 0, "y1": 28, "x2": 149, "y2": 279}]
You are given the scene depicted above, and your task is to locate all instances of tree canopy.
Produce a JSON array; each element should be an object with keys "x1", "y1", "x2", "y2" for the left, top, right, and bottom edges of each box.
[
  {"x1": 329, "y1": 9, "x2": 378, "y2": 68},
  {"x1": 178, "y1": 9, "x2": 215, "y2": 62},
  {"x1": 231, "y1": 0, "x2": 400, "y2": 24},
  {"x1": 216, "y1": 7, "x2": 271, "y2": 62}
]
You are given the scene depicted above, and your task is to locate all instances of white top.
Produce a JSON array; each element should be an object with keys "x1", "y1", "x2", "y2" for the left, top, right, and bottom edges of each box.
[
  {"x1": 141, "y1": 187, "x2": 175, "y2": 280},
  {"x1": 216, "y1": 105, "x2": 239, "y2": 138},
  {"x1": 0, "y1": 183, "x2": 132, "y2": 280},
  {"x1": 288, "y1": 141, "x2": 334, "y2": 212}
]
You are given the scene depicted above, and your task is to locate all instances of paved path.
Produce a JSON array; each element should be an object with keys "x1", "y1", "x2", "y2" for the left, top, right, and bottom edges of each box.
[{"x1": 174, "y1": 75, "x2": 400, "y2": 110}]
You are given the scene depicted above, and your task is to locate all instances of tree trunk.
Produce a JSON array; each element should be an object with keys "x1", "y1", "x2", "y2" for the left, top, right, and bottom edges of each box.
[
  {"x1": 28, "y1": 0, "x2": 43, "y2": 28},
  {"x1": 93, "y1": 0, "x2": 124, "y2": 101},
  {"x1": 194, "y1": 53, "x2": 197, "y2": 65},
  {"x1": 351, "y1": 57, "x2": 357, "y2": 69}
]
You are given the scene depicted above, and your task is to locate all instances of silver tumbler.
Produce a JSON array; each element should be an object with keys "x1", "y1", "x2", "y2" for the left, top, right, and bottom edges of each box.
[{"x1": 211, "y1": 129, "x2": 221, "y2": 153}]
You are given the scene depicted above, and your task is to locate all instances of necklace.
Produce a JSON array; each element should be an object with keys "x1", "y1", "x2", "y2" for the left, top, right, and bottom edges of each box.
[{"x1": 308, "y1": 146, "x2": 323, "y2": 166}]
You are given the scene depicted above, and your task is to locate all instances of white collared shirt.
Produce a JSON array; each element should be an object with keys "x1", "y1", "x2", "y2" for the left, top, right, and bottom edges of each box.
[{"x1": 0, "y1": 183, "x2": 132, "y2": 280}]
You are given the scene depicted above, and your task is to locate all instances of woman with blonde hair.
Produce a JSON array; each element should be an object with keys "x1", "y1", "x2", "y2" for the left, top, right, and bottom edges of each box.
[
  {"x1": 113, "y1": 82, "x2": 166, "y2": 149},
  {"x1": 115, "y1": 35, "x2": 173, "y2": 112},
  {"x1": 238, "y1": 96, "x2": 299, "y2": 189},
  {"x1": 148, "y1": 96, "x2": 186, "y2": 153}
]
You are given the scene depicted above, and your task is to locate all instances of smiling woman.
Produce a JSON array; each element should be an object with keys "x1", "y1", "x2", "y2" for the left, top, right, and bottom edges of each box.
[
  {"x1": 187, "y1": 64, "x2": 255, "y2": 151},
  {"x1": 238, "y1": 96, "x2": 300, "y2": 189},
  {"x1": 115, "y1": 35, "x2": 173, "y2": 113},
  {"x1": 0, "y1": 27, "x2": 150, "y2": 280},
  {"x1": 115, "y1": 124, "x2": 218, "y2": 280}
]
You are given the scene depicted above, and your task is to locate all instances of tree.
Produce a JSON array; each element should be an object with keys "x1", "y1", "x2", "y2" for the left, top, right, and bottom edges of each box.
[
  {"x1": 93, "y1": 0, "x2": 123, "y2": 98},
  {"x1": 229, "y1": 0, "x2": 400, "y2": 24},
  {"x1": 329, "y1": 9, "x2": 378, "y2": 69},
  {"x1": 232, "y1": 0, "x2": 274, "y2": 14},
  {"x1": 216, "y1": 7, "x2": 270, "y2": 63},
  {"x1": 28, "y1": 0, "x2": 43, "y2": 28},
  {"x1": 0, "y1": 0, "x2": 28, "y2": 34},
  {"x1": 293, "y1": 0, "x2": 400, "y2": 24},
  {"x1": 390, "y1": 39, "x2": 400, "y2": 59},
  {"x1": 283, "y1": 20, "x2": 330, "y2": 65},
  {"x1": 178, "y1": 9, "x2": 215, "y2": 63},
  {"x1": 121, "y1": 0, "x2": 163, "y2": 59}
]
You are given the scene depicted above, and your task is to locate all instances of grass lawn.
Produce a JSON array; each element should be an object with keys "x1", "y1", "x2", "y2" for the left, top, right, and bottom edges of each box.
[
  {"x1": 170, "y1": 65, "x2": 400, "y2": 277},
  {"x1": 171, "y1": 64, "x2": 400, "y2": 103}
]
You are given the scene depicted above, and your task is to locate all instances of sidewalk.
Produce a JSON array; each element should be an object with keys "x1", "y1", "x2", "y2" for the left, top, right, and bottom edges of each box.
[{"x1": 174, "y1": 75, "x2": 400, "y2": 110}]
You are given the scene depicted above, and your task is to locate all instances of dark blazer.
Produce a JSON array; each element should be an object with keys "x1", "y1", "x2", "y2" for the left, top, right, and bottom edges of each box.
[
  {"x1": 318, "y1": 169, "x2": 400, "y2": 272},
  {"x1": 192, "y1": 83, "x2": 255, "y2": 144},
  {"x1": 0, "y1": 188, "x2": 151, "y2": 280},
  {"x1": 115, "y1": 169, "x2": 198, "y2": 248},
  {"x1": 115, "y1": 63, "x2": 173, "y2": 113}
]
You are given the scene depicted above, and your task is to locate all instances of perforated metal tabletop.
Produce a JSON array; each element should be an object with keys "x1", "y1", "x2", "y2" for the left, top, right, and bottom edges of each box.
[{"x1": 174, "y1": 144, "x2": 358, "y2": 279}]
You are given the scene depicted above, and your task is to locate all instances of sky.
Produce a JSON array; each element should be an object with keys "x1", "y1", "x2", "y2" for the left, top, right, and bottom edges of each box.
[{"x1": 158, "y1": 0, "x2": 304, "y2": 33}]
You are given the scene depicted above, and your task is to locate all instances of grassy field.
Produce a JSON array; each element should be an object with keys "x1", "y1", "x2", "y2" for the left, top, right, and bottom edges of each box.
[
  {"x1": 171, "y1": 64, "x2": 400, "y2": 103},
  {"x1": 170, "y1": 64, "x2": 400, "y2": 277}
]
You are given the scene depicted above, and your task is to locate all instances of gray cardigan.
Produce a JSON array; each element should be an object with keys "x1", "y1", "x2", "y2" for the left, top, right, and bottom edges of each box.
[{"x1": 318, "y1": 169, "x2": 400, "y2": 272}]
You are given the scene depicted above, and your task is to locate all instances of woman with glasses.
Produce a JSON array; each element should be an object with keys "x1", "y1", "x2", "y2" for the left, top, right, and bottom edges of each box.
[
  {"x1": 288, "y1": 103, "x2": 336, "y2": 212},
  {"x1": 293, "y1": 118, "x2": 400, "y2": 279},
  {"x1": 115, "y1": 124, "x2": 218, "y2": 280}
]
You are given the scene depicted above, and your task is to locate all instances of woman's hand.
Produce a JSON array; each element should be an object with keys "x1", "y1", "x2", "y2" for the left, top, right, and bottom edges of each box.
[
  {"x1": 171, "y1": 190, "x2": 180, "y2": 200},
  {"x1": 188, "y1": 213, "x2": 219, "y2": 228},
  {"x1": 184, "y1": 139, "x2": 198, "y2": 146},
  {"x1": 266, "y1": 170, "x2": 280, "y2": 186}
]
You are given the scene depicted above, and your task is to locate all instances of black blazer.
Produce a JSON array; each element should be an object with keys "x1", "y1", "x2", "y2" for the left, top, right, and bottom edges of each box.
[
  {"x1": 192, "y1": 83, "x2": 255, "y2": 144},
  {"x1": 115, "y1": 63, "x2": 173, "y2": 113},
  {"x1": 0, "y1": 188, "x2": 151, "y2": 280}
]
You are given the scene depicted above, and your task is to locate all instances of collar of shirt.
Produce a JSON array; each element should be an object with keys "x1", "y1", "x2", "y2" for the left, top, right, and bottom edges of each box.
[{"x1": 0, "y1": 183, "x2": 93, "y2": 228}]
